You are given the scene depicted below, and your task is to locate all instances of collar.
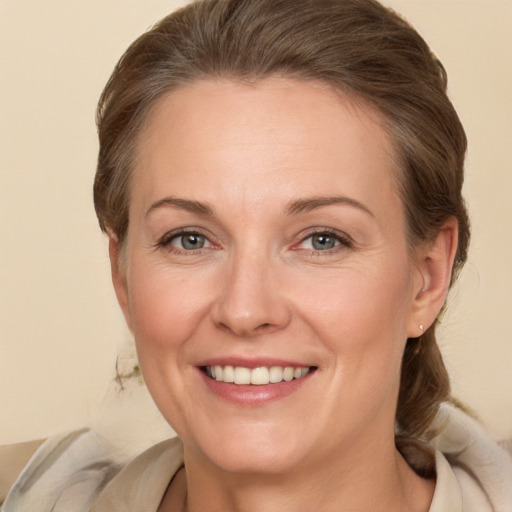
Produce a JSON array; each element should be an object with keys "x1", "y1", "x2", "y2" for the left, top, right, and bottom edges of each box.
[{"x1": 90, "y1": 437, "x2": 183, "y2": 512}]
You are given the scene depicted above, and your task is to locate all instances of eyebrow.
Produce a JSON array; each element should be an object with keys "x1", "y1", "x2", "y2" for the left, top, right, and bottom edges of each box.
[
  {"x1": 146, "y1": 195, "x2": 373, "y2": 218},
  {"x1": 146, "y1": 197, "x2": 215, "y2": 217},
  {"x1": 286, "y1": 196, "x2": 374, "y2": 217}
]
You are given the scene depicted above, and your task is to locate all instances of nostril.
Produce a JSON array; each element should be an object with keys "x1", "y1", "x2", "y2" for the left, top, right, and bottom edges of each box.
[{"x1": 255, "y1": 322, "x2": 275, "y2": 332}]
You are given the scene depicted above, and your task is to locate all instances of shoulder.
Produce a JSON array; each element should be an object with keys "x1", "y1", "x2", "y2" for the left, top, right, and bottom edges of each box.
[
  {"x1": 2, "y1": 355, "x2": 175, "y2": 512},
  {"x1": 2, "y1": 431, "x2": 182, "y2": 512},
  {"x1": 89, "y1": 437, "x2": 183, "y2": 512},
  {"x1": 2, "y1": 429, "x2": 123, "y2": 512},
  {"x1": 430, "y1": 403, "x2": 512, "y2": 512},
  {"x1": 431, "y1": 450, "x2": 488, "y2": 512}
]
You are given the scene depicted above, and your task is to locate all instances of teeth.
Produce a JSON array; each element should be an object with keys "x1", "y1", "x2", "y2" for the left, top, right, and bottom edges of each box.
[
  {"x1": 269, "y1": 366, "x2": 283, "y2": 383},
  {"x1": 205, "y1": 365, "x2": 311, "y2": 385},
  {"x1": 283, "y1": 367, "x2": 294, "y2": 382},
  {"x1": 223, "y1": 365, "x2": 234, "y2": 383},
  {"x1": 234, "y1": 367, "x2": 251, "y2": 385},
  {"x1": 250, "y1": 367, "x2": 269, "y2": 385}
]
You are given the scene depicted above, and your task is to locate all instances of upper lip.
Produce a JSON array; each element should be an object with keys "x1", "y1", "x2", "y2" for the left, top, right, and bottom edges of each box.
[{"x1": 196, "y1": 357, "x2": 313, "y2": 369}]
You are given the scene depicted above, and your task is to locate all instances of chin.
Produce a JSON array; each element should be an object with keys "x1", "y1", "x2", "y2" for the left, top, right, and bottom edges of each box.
[{"x1": 187, "y1": 421, "x2": 310, "y2": 475}]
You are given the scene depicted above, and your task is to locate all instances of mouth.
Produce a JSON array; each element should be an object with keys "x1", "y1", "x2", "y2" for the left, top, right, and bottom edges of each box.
[{"x1": 202, "y1": 365, "x2": 315, "y2": 385}]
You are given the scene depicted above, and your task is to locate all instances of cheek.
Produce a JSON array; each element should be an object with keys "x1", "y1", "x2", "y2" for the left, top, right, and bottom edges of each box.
[
  {"x1": 126, "y1": 261, "x2": 214, "y2": 352},
  {"x1": 294, "y1": 261, "x2": 413, "y2": 339},
  {"x1": 291, "y1": 259, "x2": 414, "y2": 384},
  {"x1": 124, "y1": 262, "x2": 217, "y2": 430}
]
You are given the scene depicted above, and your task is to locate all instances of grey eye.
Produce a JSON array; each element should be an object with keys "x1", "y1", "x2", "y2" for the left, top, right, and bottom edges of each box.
[
  {"x1": 310, "y1": 233, "x2": 338, "y2": 250},
  {"x1": 173, "y1": 233, "x2": 207, "y2": 250}
]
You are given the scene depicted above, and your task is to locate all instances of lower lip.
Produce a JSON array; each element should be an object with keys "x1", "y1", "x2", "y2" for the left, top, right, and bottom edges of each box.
[{"x1": 198, "y1": 369, "x2": 313, "y2": 406}]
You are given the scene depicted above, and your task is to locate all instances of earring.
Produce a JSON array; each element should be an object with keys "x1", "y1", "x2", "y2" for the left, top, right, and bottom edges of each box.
[{"x1": 413, "y1": 325, "x2": 424, "y2": 356}]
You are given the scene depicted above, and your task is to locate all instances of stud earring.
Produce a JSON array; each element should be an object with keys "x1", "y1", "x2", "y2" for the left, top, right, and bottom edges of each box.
[{"x1": 413, "y1": 324, "x2": 425, "y2": 356}]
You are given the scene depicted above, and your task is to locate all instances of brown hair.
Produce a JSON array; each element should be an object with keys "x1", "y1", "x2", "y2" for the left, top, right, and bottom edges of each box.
[{"x1": 94, "y1": 0, "x2": 470, "y2": 438}]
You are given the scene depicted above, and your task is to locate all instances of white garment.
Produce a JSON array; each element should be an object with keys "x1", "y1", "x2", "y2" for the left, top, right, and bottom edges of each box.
[{"x1": 3, "y1": 403, "x2": 512, "y2": 511}]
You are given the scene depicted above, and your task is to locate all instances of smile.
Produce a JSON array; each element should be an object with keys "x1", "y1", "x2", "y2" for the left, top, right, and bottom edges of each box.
[{"x1": 204, "y1": 365, "x2": 311, "y2": 385}]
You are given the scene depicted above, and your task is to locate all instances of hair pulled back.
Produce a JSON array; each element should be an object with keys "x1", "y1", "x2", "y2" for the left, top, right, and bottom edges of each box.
[{"x1": 94, "y1": 0, "x2": 470, "y2": 438}]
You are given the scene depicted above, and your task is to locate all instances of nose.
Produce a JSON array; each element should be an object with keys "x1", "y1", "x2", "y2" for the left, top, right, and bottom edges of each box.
[{"x1": 210, "y1": 250, "x2": 291, "y2": 338}]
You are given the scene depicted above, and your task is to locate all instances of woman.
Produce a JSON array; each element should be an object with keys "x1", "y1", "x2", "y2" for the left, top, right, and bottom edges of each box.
[{"x1": 3, "y1": 0, "x2": 511, "y2": 510}]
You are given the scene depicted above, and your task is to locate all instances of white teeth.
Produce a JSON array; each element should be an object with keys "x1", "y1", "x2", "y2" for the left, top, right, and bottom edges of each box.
[
  {"x1": 269, "y1": 366, "x2": 283, "y2": 383},
  {"x1": 283, "y1": 367, "x2": 294, "y2": 382},
  {"x1": 234, "y1": 367, "x2": 251, "y2": 385},
  {"x1": 250, "y1": 367, "x2": 269, "y2": 385},
  {"x1": 223, "y1": 365, "x2": 234, "y2": 383},
  {"x1": 205, "y1": 365, "x2": 312, "y2": 385}
]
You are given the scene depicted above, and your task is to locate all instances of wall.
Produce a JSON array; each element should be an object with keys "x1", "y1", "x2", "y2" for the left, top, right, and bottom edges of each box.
[{"x1": 1, "y1": 0, "x2": 510, "y2": 443}]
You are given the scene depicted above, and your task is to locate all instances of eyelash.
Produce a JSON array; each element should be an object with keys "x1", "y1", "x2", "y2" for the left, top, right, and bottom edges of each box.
[
  {"x1": 293, "y1": 229, "x2": 353, "y2": 255},
  {"x1": 156, "y1": 228, "x2": 214, "y2": 254},
  {"x1": 155, "y1": 228, "x2": 352, "y2": 256}
]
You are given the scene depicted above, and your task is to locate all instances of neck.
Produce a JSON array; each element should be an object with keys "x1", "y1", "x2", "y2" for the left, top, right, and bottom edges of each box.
[{"x1": 160, "y1": 434, "x2": 434, "y2": 512}]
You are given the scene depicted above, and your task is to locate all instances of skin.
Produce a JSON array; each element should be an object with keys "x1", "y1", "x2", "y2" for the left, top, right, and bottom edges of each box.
[{"x1": 110, "y1": 78, "x2": 458, "y2": 511}]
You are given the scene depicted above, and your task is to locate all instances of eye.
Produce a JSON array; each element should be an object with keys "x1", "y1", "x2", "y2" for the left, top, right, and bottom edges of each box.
[
  {"x1": 170, "y1": 232, "x2": 210, "y2": 250},
  {"x1": 156, "y1": 229, "x2": 214, "y2": 253},
  {"x1": 308, "y1": 233, "x2": 338, "y2": 250},
  {"x1": 297, "y1": 230, "x2": 351, "y2": 252}
]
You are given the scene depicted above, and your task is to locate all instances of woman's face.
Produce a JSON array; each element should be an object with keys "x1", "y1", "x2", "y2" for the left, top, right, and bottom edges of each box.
[{"x1": 113, "y1": 78, "x2": 426, "y2": 474}]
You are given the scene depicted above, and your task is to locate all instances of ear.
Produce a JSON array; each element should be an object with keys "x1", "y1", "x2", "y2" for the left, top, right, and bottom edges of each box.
[
  {"x1": 407, "y1": 217, "x2": 459, "y2": 338},
  {"x1": 109, "y1": 235, "x2": 133, "y2": 332}
]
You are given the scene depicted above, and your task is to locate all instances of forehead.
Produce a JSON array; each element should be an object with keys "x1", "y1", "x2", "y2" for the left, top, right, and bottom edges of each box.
[{"x1": 132, "y1": 77, "x2": 401, "y2": 221}]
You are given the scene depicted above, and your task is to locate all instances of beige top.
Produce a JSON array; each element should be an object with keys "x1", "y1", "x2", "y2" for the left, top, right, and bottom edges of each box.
[
  {"x1": 88, "y1": 437, "x2": 472, "y2": 512},
  {"x1": 3, "y1": 403, "x2": 510, "y2": 511}
]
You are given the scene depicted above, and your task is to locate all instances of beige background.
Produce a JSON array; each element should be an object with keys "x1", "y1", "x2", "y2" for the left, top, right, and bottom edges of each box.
[{"x1": 1, "y1": 0, "x2": 511, "y2": 444}]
